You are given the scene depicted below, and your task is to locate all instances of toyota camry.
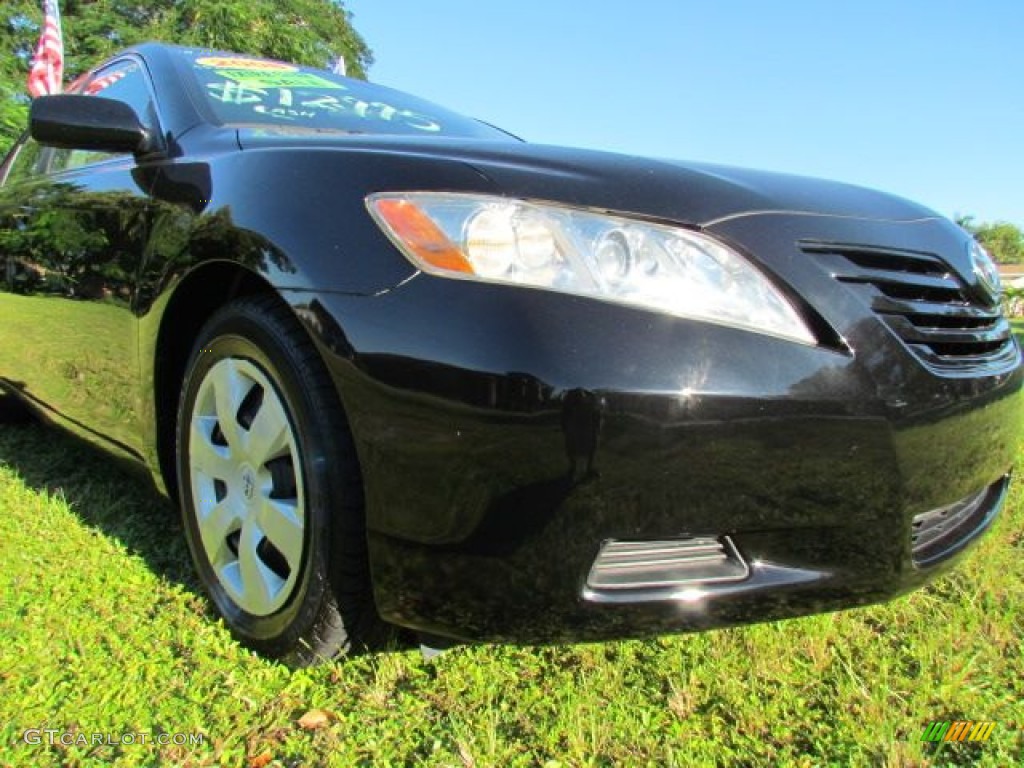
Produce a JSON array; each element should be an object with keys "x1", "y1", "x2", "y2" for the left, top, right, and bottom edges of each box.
[{"x1": 0, "y1": 43, "x2": 1019, "y2": 664}]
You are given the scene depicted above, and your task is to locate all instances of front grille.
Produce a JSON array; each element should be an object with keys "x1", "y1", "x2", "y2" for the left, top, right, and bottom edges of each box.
[
  {"x1": 910, "y1": 476, "x2": 1009, "y2": 567},
  {"x1": 801, "y1": 242, "x2": 1016, "y2": 372}
]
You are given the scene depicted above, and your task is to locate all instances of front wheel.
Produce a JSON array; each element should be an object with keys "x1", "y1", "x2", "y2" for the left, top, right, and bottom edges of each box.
[{"x1": 176, "y1": 295, "x2": 380, "y2": 664}]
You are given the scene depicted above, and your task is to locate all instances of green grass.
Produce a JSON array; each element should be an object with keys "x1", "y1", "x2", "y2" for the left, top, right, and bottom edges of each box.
[{"x1": 0, "y1": 409, "x2": 1021, "y2": 767}]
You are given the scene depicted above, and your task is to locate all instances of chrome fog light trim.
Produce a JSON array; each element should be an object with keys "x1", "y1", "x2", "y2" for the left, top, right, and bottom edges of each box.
[{"x1": 586, "y1": 535, "x2": 749, "y2": 592}]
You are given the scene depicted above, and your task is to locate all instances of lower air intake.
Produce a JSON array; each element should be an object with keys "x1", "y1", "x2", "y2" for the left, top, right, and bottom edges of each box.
[
  {"x1": 586, "y1": 536, "x2": 749, "y2": 592},
  {"x1": 910, "y1": 477, "x2": 1009, "y2": 567}
]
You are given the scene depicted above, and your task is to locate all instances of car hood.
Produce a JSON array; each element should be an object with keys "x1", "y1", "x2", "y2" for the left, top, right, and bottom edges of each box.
[{"x1": 236, "y1": 129, "x2": 940, "y2": 227}]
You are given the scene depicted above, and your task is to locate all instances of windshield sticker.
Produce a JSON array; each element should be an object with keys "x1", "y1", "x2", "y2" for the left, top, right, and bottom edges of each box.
[
  {"x1": 214, "y1": 70, "x2": 343, "y2": 90},
  {"x1": 335, "y1": 97, "x2": 442, "y2": 131},
  {"x1": 196, "y1": 57, "x2": 296, "y2": 72},
  {"x1": 206, "y1": 81, "x2": 268, "y2": 104},
  {"x1": 202, "y1": 75, "x2": 444, "y2": 131}
]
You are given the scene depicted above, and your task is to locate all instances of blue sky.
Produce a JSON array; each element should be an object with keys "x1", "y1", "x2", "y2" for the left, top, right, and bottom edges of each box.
[{"x1": 346, "y1": 1, "x2": 1022, "y2": 226}]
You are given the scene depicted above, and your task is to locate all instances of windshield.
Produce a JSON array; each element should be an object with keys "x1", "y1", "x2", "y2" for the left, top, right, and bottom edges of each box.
[{"x1": 180, "y1": 50, "x2": 510, "y2": 140}]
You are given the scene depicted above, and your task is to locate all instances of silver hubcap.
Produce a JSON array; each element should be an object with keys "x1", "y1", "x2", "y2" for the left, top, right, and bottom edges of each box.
[{"x1": 189, "y1": 357, "x2": 305, "y2": 616}]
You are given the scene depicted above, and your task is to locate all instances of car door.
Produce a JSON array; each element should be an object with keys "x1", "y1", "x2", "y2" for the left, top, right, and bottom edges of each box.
[{"x1": 0, "y1": 57, "x2": 160, "y2": 456}]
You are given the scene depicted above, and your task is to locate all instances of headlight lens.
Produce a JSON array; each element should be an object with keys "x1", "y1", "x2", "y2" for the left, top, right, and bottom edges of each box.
[{"x1": 367, "y1": 192, "x2": 815, "y2": 344}]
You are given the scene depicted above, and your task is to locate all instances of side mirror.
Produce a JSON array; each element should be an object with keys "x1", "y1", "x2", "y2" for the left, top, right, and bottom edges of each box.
[{"x1": 30, "y1": 94, "x2": 159, "y2": 155}]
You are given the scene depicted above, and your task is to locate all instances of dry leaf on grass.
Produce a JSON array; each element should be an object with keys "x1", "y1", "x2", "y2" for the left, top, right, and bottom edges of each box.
[{"x1": 296, "y1": 708, "x2": 337, "y2": 730}]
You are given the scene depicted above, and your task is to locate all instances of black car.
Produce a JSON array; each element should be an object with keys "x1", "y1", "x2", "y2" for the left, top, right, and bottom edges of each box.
[{"x1": 0, "y1": 43, "x2": 1019, "y2": 664}]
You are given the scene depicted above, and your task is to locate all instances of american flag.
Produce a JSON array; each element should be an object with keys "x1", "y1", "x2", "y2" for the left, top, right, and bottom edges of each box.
[
  {"x1": 85, "y1": 69, "x2": 127, "y2": 95},
  {"x1": 27, "y1": 0, "x2": 64, "y2": 98}
]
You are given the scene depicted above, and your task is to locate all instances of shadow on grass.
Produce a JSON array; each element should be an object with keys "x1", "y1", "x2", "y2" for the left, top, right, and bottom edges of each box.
[{"x1": 0, "y1": 393, "x2": 201, "y2": 594}]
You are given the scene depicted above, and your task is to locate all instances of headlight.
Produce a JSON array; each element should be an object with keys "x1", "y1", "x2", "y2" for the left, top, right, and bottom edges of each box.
[{"x1": 367, "y1": 192, "x2": 815, "y2": 344}]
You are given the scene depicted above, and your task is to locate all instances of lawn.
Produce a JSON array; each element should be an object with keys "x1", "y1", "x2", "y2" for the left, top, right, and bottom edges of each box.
[{"x1": 0, "y1": 350, "x2": 1021, "y2": 765}]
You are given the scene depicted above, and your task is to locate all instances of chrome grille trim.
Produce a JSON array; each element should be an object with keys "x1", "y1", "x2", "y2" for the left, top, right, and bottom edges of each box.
[
  {"x1": 801, "y1": 242, "x2": 1017, "y2": 373},
  {"x1": 586, "y1": 535, "x2": 749, "y2": 592}
]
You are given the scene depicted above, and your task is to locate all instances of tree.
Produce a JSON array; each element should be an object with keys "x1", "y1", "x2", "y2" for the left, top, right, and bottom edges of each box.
[
  {"x1": 957, "y1": 216, "x2": 1024, "y2": 264},
  {"x1": 0, "y1": 0, "x2": 372, "y2": 156}
]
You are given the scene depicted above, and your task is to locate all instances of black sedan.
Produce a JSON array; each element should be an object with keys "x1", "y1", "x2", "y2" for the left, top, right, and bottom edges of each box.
[{"x1": 0, "y1": 43, "x2": 1019, "y2": 664}]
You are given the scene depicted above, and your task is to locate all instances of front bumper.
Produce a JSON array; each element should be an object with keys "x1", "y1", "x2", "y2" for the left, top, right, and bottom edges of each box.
[{"x1": 292, "y1": 213, "x2": 1022, "y2": 644}]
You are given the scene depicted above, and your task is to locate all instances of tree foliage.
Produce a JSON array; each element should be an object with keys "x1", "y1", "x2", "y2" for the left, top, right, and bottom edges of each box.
[
  {"x1": 957, "y1": 216, "x2": 1024, "y2": 264},
  {"x1": 0, "y1": 0, "x2": 372, "y2": 156}
]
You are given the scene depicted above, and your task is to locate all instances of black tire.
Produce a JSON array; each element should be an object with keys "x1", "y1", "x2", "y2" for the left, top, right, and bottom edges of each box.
[{"x1": 175, "y1": 294, "x2": 381, "y2": 665}]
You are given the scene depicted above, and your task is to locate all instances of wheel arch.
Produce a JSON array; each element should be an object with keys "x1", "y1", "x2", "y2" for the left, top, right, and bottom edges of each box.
[{"x1": 146, "y1": 260, "x2": 281, "y2": 503}]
